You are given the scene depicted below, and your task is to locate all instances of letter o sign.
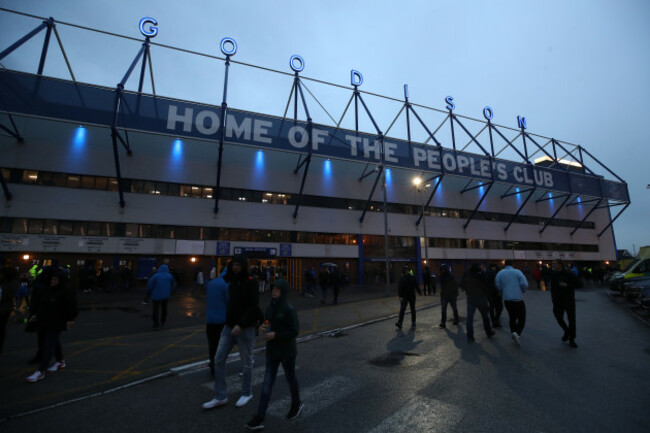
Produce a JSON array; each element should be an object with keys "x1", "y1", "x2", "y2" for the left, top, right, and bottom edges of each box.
[
  {"x1": 289, "y1": 55, "x2": 305, "y2": 72},
  {"x1": 483, "y1": 106, "x2": 494, "y2": 120},
  {"x1": 139, "y1": 17, "x2": 158, "y2": 38},
  {"x1": 220, "y1": 37, "x2": 237, "y2": 56}
]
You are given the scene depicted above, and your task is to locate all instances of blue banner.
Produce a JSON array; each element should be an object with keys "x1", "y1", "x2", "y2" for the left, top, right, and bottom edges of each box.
[{"x1": 0, "y1": 70, "x2": 629, "y2": 202}]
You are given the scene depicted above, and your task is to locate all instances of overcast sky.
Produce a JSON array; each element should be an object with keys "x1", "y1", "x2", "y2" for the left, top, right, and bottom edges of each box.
[{"x1": 1, "y1": 0, "x2": 648, "y2": 254}]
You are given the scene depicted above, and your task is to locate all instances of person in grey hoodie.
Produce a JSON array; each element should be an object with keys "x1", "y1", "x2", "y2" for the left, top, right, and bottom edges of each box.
[{"x1": 495, "y1": 260, "x2": 528, "y2": 346}]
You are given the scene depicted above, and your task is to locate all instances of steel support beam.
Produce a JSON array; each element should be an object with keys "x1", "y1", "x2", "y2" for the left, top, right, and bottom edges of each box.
[
  {"x1": 463, "y1": 182, "x2": 494, "y2": 230},
  {"x1": 539, "y1": 194, "x2": 572, "y2": 234},
  {"x1": 0, "y1": 167, "x2": 12, "y2": 201},
  {"x1": 566, "y1": 197, "x2": 600, "y2": 207},
  {"x1": 570, "y1": 199, "x2": 602, "y2": 236},
  {"x1": 359, "y1": 165, "x2": 383, "y2": 223},
  {"x1": 504, "y1": 188, "x2": 536, "y2": 232},
  {"x1": 536, "y1": 191, "x2": 570, "y2": 203},
  {"x1": 214, "y1": 53, "x2": 232, "y2": 213},
  {"x1": 461, "y1": 181, "x2": 489, "y2": 194},
  {"x1": 452, "y1": 115, "x2": 490, "y2": 155},
  {"x1": 598, "y1": 203, "x2": 630, "y2": 238},
  {"x1": 491, "y1": 125, "x2": 529, "y2": 163},
  {"x1": 501, "y1": 186, "x2": 534, "y2": 199},
  {"x1": 0, "y1": 20, "x2": 48, "y2": 62},
  {"x1": 415, "y1": 175, "x2": 443, "y2": 226},
  {"x1": 0, "y1": 114, "x2": 23, "y2": 142},
  {"x1": 291, "y1": 77, "x2": 313, "y2": 220}
]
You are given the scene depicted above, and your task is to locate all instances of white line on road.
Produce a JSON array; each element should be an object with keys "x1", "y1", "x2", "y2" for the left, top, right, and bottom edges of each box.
[
  {"x1": 266, "y1": 375, "x2": 360, "y2": 419},
  {"x1": 365, "y1": 396, "x2": 464, "y2": 433}
]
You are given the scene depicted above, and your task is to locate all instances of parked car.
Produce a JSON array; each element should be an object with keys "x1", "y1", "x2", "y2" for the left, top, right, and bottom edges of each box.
[
  {"x1": 639, "y1": 287, "x2": 650, "y2": 311},
  {"x1": 622, "y1": 277, "x2": 650, "y2": 301},
  {"x1": 609, "y1": 258, "x2": 650, "y2": 292}
]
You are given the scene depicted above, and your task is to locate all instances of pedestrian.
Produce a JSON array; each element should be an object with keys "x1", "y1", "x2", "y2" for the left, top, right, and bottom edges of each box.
[
  {"x1": 550, "y1": 259, "x2": 582, "y2": 348},
  {"x1": 460, "y1": 264, "x2": 495, "y2": 342},
  {"x1": 26, "y1": 268, "x2": 51, "y2": 364},
  {"x1": 245, "y1": 276, "x2": 302, "y2": 430},
  {"x1": 532, "y1": 266, "x2": 542, "y2": 290},
  {"x1": 438, "y1": 264, "x2": 459, "y2": 328},
  {"x1": 331, "y1": 268, "x2": 342, "y2": 305},
  {"x1": 206, "y1": 264, "x2": 230, "y2": 377},
  {"x1": 541, "y1": 264, "x2": 552, "y2": 291},
  {"x1": 422, "y1": 265, "x2": 432, "y2": 296},
  {"x1": 318, "y1": 267, "x2": 330, "y2": 305},
  {"x1": 203, "y1": 255, "x2": 259, "y2": 410},
  {"x1": 192, "y1": 267, "x2": 204, "y2": 296},
  {"x1": 145, "y1": 264, "x2": 177, "y2": 330},
  {"x1": 25, "y1": 269, "x2": 78, "y2": 382},
  {"x1": 15, "y1": 274, "x2": 30, "y2": 313},
  {"x1": 209, "y1": 266, "x2": 218, "y2": 281},
  {"x1": 485, "y1": 264, "x2": 503, "y2": 328},
  {"x1": 495, "y1": 259, "x2": 528, "y2": 346},
  {"x1": 395, "y1": 266, "x2": 421, "y2": 330},
  {"x1": 0, "y1": 266, "x2": 20, "y2": 355}
]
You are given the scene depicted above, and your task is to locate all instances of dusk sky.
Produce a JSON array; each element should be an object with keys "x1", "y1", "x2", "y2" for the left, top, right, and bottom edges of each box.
[{"x1": 1, "y1": 0, "x2": 648, "y2": 254}]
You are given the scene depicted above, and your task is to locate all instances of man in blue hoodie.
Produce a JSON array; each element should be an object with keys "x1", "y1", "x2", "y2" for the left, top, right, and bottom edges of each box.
[
  {"x1": 495, "y1": 260, "x2": 528, "y2": 346},
  {"x1": 205, "y1": 264, "x2": 230, "y2": 376},
  {"x1": 145, "y1": 265, "x2": 177, "y2": 330}
]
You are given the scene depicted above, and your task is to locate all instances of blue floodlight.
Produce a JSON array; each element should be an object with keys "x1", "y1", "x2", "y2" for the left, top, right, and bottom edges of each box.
[{"x1": 73, "y1": 125, "x2": 86, "y2": 150}]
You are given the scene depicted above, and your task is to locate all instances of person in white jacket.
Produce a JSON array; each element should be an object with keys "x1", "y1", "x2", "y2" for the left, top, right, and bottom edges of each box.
[{"x1": 495, "y1": 260, "x2": 528, "y2": 346}]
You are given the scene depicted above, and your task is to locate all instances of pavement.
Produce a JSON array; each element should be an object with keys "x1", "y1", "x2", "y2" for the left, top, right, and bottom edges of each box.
[{"x1": 2, "y1": 284, "x2": 649, "y2": 432}]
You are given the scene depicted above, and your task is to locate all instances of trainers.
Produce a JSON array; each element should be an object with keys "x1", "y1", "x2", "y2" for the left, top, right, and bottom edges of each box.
[
  {"x1": 569, "y1": 340, "x2": 578, "y2": 348},
  {"x1": 438, "y1": 323, "x2": 446, "y2": 329},
  {"x1": 47, "y1": 361, "x2": 66, "y2": 372},
  {"x1": 245, "y1": 416, "x2": 265, "y2": 430},
  {"x1": 395, "y1": 322, "x2": 402, "y2": 329},
  {"x1": 202, "y1": 398, "x2": 228, "y2": 409},
  {"x1": 286, "y1": 402, "x2": 304, "y2": 420},
  {"x1": 487, "y1": 330, "x2": 496, "y2": 338},
  {"x1": 26, "y1": 370, "x2": 44, "y2": 383},
  {"x1": 512, "y1": 332, "x2": 520, "y2": 346},
  {"x1": 410, "y1": 323, "x2": 416, "y2": 330},
  {"x1": 236, "y1": 394, "x2": 253, "y2": 407},
  {"x1": 561, "y1": 332, "x2": 569, "y2": 342}
]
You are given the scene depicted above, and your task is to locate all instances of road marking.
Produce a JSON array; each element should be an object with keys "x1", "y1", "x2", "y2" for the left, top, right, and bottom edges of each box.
[
  {"x1": 365, "y1": 396, "x2": 464, "y2": 433},
  {"x1": 266, "y1": 375, "x2": 359, "y2": 419}
]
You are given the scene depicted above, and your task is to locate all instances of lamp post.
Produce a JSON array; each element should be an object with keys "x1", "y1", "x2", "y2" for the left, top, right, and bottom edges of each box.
[{"x1": 413, "y1": 177, "x2": 430, "y2": 265}]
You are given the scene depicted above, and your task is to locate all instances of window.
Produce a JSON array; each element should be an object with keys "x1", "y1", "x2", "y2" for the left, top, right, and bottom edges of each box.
[
  {"x1": 87, "y1": 222, "x2": 101, "y2": 236},
  {"x1": 94, "y1": 177, "x2": 108, "y2": 190},
  {"x1": 22, "y1": 170, "x2": 39, "y2": 183},
  {"x1": 81, "y1": 176, "x2": 95, "y2": 189},
  {"x1": 108, "y1": 178, "x2": 119, "y2": 192},
  {"x1": 43, "y1": 220, "x2": 58, "y2": 235},
  {"x1": 73, "y1": 221, "x2": 87, "y2": 236},
  {"x1": 12, "y1": 218, "x2": 27, "y2": 234},
  {"x1": 67, "y1": 175, "x2": 81, "y2": 188},
  {"x1": 125, "y1": 223, "x2": 138, "y2": 237},
  {"x1": 28, "y1": 219, "x2": 44, "y2": 234},
  {"x1": 59, "y1": 220, "x2": 73, "y2": 235}
]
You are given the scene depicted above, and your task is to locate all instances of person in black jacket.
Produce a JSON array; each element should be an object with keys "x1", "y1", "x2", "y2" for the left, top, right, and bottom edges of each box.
[
  {"x1": 203, "y1": 255, "x2": 260, "y2": 410},
  {"x1": 485, "y1": 264, "x2": 503, "y2": 328},
  {"x1": 25, "y1": 269, "x2": 78, "y2": 382},
  {"x1": 439, "y1": 264, "x2": 459, "y2": 328},
  {"x1": 395, "y1": 266, "x2": 421, "y2": 330},
  {"x1": 550, "y1": 259, "x2": 582, "y2": 348},
  {"x1": 0, "y1": 266, "x2": 20, "y2": 355},
  {"x1": 460, "y1": 264, "x2": 495, "y2": 342},
  {"x1": 245, "y1": 277, "x2": 302, "y2": 430}
]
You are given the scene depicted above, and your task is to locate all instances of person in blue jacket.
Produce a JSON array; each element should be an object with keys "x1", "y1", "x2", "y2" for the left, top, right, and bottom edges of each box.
[
  {"x1": 206, "y1": 264, "x2": 230, "y2": 376},
  {"x1": 145, "y1": 265, "x2": 177, "y2": 330}
]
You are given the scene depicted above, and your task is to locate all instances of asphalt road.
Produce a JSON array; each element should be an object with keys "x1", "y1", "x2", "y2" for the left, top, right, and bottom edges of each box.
[{"x1": 2, "y1": 287, "x2": 648, "y2": 433}]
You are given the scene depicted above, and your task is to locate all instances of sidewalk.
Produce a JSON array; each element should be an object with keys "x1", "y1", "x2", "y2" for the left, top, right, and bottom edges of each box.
[{"x1": 0, "y1": 283, "x2": 440, "y2": 418}]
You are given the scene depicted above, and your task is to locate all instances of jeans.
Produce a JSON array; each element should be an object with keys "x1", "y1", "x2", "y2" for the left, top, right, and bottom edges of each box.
[
  {"x1": 152, "y1": 300, "x2": 168, "y2": 327},
  {"x1": 397, "y1": 297, "x2": 416, "y2": 326},
  {"x1": 39, "y1": 330, "x2": 62, "y2": 372},
  {"x1": 423, "y1": 279, "x2": 431, "y2": 295},
  {"x1": 206, "y1": 323, "x2": 225, "y2": 366},
  {"x1": 488, "y1": 294, "x2": 503, "y2": 326},
  {"x1": 440, "y1": 296, "x2": 459, "y2": 325},
  {"x1": 213, "y1": 326, "x2": 255, "y2": 400},
  {"x1": 257, "y1": 356, "x2": 300, "y2": 419},
  {"x1": 504, "y1": 300, "x2": 526, "y2": 335},
  {"x1": 466, "y1": 295, "x2": 492, "y2": 339},
  {"x1": 333, "y1": 285, "x2": 340, "y2": 304},
  {"x1": 320, "y1": 285, "x2": 328, "y2": 301},
  {"x1": 553, "y1": 299, "x2": 576, "y2": 340}
]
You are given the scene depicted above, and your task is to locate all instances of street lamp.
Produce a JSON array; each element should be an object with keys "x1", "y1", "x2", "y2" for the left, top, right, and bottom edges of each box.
[{"x1": 413, "y1": 176, "x2": 430, "y2": 267}]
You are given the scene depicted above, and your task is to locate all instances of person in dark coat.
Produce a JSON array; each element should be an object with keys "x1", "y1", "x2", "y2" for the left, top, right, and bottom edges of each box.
[
  {"x1": 0, "y1": 266, "x2": 20, "y2": 355},
  {"x1": 26, "y1": 269, "x2": 78, "y2": 382},
  {"x1": 485, "y1": 264, "x2": 503, "y2": 328},
  {"x1": 331, "y1": 268, "x2": 342, "y2": 305},
  {"x1": 145, "y1": 265, "x2": 177, "y2": 330},
  {"x1": 460, "y1": 264, "x2": 495, "y2": 342},
  {"x1": 422, "y1": 265, "x2": 432, "y2": 296},
  {"x1": 395, "y1": 266, "x2": 421, "y2": 330},
  {"x1": 550, "y1": 259, "x2": 582, "y2": 348},
  {"x1": 245, "y1": 277, "x2": 302, "y2": 430},
  {"x1": 318, "y1": 267, "x2": 330, "y2": 305},
  {"x1": 203, "y1": 255, "x2": 259, "y2": 410},
  {"x1": 438, "y1": 264, "x2": 459, "y2": 328}
]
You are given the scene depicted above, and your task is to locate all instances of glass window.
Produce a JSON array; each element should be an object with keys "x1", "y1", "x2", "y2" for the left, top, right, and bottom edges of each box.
[
  {"x1": 81, "y1": 176, "x2": 95, "y2": 189},
  {"x1": 67, "y1": 175, "x2": 80, "y2": 188},
  {"x1": 167, "y1": 183, "x2": 180, "y2": 196},
  {"x1": 0, "y1": 217, "x2": 13, "y2": 233},
  {"x1": 43, "y1": 220, "x2": 58, "y2": 235},
  {"x1": 12, "y1": 218, "x2": 28, "y2": 234},
  {"x1": 94, "y1": 177, "x2": 108, "y2": 190},
  {"x1": 59, "y1": 220, "x2": 73, "y2": 235},
  {"x1": 51, "y1": 173, "x2": 67, "y2": 187},
  {"x1": 38, "y1": 171, "x2": 53, "y2": 185},
  {"x1": 108, "y1": 178, "x2": 119, "y2": 192},
  {"x1": 73, "y1": 221, "x2": 87, "y2": 236},
  {"x1": 131, "y1": 180, "x2": 145, "y2": 194},
  {"x1": 186, "y1": 226, "x2": 200, "y2": 240},
  {"x1": 155, "y1": 182, "x2": 168, "y2": 196},
  {"x1": 87, "y1": 222, "x2": 101, "y2": 236},
  {"x1": 144, "y1": 181, "x2": 157, "y2": 195},
  {"x1": 28, "y1": 219, "x2": 44, "y2": 234},
  {"x1": 202, "y1": 187, "x2": 214, "y2": 199},
  {"x1": 22, "y1": 170, "x2": 39, "y2": 183},
  {"x1": 125, "y1": 223, "x2": 138, "y2": 237},
  {"x1": 104, "y1": 223, "x2": 114, "y2": 237}
]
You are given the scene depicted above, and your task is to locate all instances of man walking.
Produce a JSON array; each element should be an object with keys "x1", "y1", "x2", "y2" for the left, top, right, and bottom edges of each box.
[
  {"x1": 203, "y1": 255, "x2": 259, "y2": 410},
  {"x1": 145, "y1": 265, "x2": 176, "y2": 330},
  {"x1": 495, "y1": 260, "x2": 528, "y2": 345},
  {"x1": 422, "y1": 265, "x2": 432, "y2": 296},
  {"x1": 438, "y1": 264, "x2": 459, "y2": 328},
  {"x1": 395, "y1": 266, "x2": 421, "y2": 330},
  {"x1": 485, "y1": 264, "x2": 503, "y2": 328},
  {"x1": 460, "y1": 263, "x2": 495, "y2": 342},
  {"x1": 550, "y1": 259, "x2": 581, "y2": 348},
  {"x1": 245, "y1": 277, "x2": 302, "y2": 430}
]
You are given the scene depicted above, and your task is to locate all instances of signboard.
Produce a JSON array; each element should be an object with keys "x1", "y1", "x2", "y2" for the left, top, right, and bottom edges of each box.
[
  {"x1": 233, "y1": 247, "x2": 277, "y2": 258},
  {"x1": 0, "y1": 70, "x2": 629, "y2": 202},
  {"x1": 216, "y1": 241, "x2": 230, "y2": 256},
  {"x1": 279, "y1": 243, "x2": 292, "y2": 257}
]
